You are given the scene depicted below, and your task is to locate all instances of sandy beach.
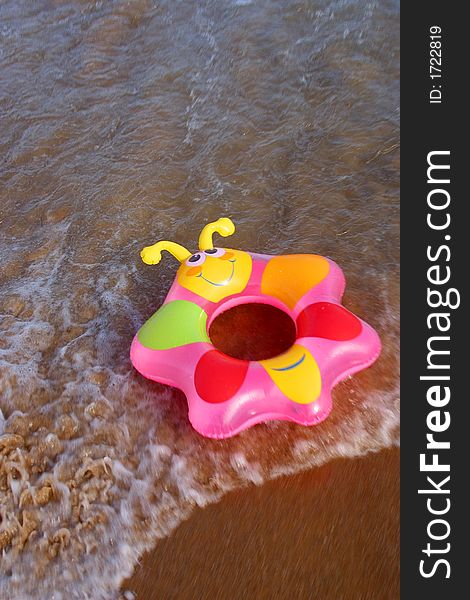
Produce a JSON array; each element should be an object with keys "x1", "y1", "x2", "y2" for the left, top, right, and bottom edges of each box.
[
  {"x1": 125, "y1": 448, "x2": 399, "y2": 599},
  {"x1": 1, "y1": 1, "x2": 399, "y2": 597}
]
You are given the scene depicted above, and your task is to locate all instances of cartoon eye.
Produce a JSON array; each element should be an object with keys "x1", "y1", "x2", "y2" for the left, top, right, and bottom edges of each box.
[
  {"x1": 185, "y1": 253, "x2": 206, "y2": 266},
  {"x1": 204, "y1": 248, "x2": 226, "y2": 258}
]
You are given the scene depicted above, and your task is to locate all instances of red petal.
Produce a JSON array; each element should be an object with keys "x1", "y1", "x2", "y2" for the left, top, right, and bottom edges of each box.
[
  {"x1": 195, "y1": 350, "x2": 249, "y2": 404},
  {"x1": 296, "y1": 302, "x2": 362, "y2": 341}
]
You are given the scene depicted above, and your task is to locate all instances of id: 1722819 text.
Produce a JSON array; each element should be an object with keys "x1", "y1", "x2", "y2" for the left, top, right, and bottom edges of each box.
[{"x1": 429, "y1": 25, "x2": 442, "y2": 104}]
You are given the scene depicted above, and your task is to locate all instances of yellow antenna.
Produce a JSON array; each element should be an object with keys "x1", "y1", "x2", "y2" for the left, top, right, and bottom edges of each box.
[
  {"x1": 198, "y1": 217, "x2": 235, "y2": 250},
  {"x1": 140, "y1": 241, "x2": 191, "y2": 265}
]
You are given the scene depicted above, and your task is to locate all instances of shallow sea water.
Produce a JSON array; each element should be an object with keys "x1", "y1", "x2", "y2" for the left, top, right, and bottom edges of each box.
[{"x1": 0, "y1": 0, "x2": 399, "y2": 597}]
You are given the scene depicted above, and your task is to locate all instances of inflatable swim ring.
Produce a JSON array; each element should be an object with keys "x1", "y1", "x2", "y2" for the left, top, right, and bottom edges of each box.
[{"x1": 131, "y1": 218, "x2": 381, "y2": 439}]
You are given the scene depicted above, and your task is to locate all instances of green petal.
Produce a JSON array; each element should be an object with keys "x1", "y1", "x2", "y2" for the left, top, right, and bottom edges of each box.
[{"x1": 137, "y1": 300, "x2": 210, "y2": 350}]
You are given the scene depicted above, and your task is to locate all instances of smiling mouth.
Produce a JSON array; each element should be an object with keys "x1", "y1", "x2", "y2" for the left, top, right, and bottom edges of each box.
[
  {"x1": 271, "y1": 353, "x2": 306, "y2": 372},
  {"x1": 197, "y1": 259, "x2": 236, "y2": 286}
]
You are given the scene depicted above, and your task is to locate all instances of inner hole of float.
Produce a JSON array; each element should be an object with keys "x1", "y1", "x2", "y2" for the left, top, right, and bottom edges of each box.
[{"x1": 209, "y1": 303, "x2": 297, "y2": 361}]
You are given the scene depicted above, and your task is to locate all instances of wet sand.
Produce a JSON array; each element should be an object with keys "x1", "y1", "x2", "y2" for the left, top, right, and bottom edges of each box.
[{"x1": 125, "y1": 448, "x2": 399, "y2": 600}]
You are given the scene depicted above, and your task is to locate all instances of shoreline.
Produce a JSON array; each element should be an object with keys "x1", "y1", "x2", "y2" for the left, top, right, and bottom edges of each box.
[{"x1": 124, "y1": 447, "x2": 399, "y2": 599}]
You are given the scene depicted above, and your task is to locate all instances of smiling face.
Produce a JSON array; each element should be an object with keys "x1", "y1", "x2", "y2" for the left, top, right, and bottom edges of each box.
[{"x1": 177, "y1": 248, "x2": 252, "y2": 302}]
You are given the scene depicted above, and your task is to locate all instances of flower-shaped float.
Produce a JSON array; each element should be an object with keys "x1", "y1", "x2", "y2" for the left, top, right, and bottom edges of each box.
[{"x1": 131, "y1": 218, "x2": 381, "y2": 439}]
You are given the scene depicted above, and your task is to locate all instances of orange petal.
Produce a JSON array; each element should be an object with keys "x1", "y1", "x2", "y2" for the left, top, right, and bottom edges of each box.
[{"x1": 261, "y1": 254, "x2": 329, "y2": 309}]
